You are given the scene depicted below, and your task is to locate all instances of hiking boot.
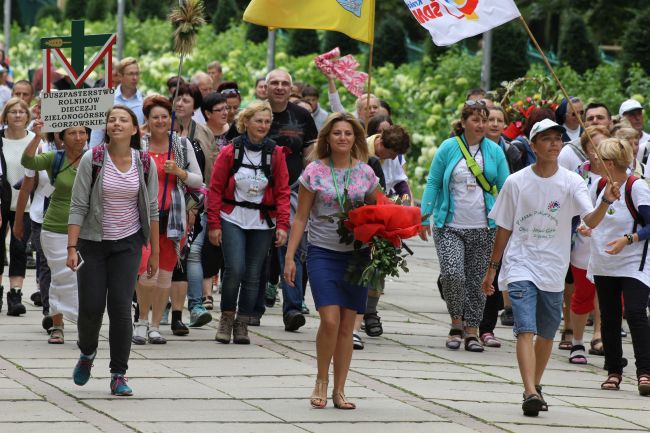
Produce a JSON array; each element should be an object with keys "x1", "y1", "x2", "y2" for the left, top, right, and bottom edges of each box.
[
  {"x1": 0, "y1": 285, "x2": 4, "y2": 312},
  {"x1": 247, "y1": 315, "x2": 261, "y2": 326},
  {"x1": 233, "y1": 316, "x2": 250, "y2": 344},
  {"x1": 171, "y1": 318, "x2": 190, "y2": 336},
  {"x1": 30, "y1": 292, "x2": 42, "y2": 307},
  {"x1": 72, "y1": 351, "x2": 96, "y2": 386},
  {"x1": 189, "y1": 305, "x2": 212, "y2": 328},
  {"x1": 265, "y1": 283, "x2": 278, "y2": 308},
  {"x1": 215, "y1": 312, "x2": 235, "y2": 344},
  {"x1": 6, "y1": 288, "x2": 26, "y2": 316},
  {"x1": 284, "y1": 311, "x2": 306, "y2": 332},
  {"x1": 132, "y1": 320, "x2": 148, "y2": 345},
  {"x1": 500, "y1": 307, "x2": 514, "y2": 326},
  {"x1": 110, "y1": 374, "x2": 133, "y2": 396}
]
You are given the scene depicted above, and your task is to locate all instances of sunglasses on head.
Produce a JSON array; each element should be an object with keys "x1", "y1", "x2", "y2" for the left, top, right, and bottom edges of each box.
[
  {"x1": 220, "y1": 88, "x2": 240, "y2": 96},
  {"x1": 465, "y1": 99, "x2": 487, "y2": 107}
]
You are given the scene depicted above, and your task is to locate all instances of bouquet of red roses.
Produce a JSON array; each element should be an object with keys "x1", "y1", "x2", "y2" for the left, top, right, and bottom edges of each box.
[{"x1": 320, "y1": 192, "x2": 423, "y2": 289}]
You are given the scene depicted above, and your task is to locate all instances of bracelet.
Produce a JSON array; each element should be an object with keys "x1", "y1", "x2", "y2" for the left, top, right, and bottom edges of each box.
[
  {"x1": 625, "y1": 233, "x2": 634, "y2": 245},
  {"x1": 488, "y1": 260, "x2": 500, "y2": 270},
  {"x1": 601, "y1": 196, "x2": 614, "y2": 205},
  {"x1": 67, "y1": 245, "x2": 77, "y2": 250}
]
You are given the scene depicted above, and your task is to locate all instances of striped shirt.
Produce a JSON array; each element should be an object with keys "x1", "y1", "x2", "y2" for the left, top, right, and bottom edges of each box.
[{"x1": 101, "y1": 149, "x2": 141, "y2": 240}]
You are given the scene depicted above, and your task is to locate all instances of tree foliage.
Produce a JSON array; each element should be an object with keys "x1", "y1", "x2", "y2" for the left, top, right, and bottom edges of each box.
[
  {"x1": 64, "y1": 0, "x2": 87, "y2": 20},
  {"x1": 374, "y1": 19, "x2": 407, "y2": 67},
  {"x1": 86, "y1": 0, "x2": 108, "y2": 21},
  {"x1": 245, "y1": 24, "x2": 268, "y2": 44},
  {"x1": 621, "y1": 8, "x2": 650, "y2": 75},
  {"x1": 322, "y1": 31, "x2": 359, "y2": 54},
  {"x1": 212, "y1": 0, "x2": 240, "y2": 34},
  {"x1": 136, "y1": 0, "x2": 168, "y2": 21},
  {"x1": 559, "y1": 14, "x2": 600, "y2": 74},
  {"x1": 287, "y1": 30, "x2": 320, "y2": 57},
  {"x1": 490, "y1": 21, "x2": 530, "y2": 86}
]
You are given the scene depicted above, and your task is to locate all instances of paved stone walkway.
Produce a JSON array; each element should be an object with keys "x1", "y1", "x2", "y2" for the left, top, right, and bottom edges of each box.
[{"x1": 0, "y1": 239, "x2": 649, "y2": 432}]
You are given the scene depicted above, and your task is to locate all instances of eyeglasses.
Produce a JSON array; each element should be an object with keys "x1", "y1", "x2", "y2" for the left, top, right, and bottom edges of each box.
[
  {"x1": 7, "y1": 110, "x2": 27, "y2": 116},
  {"x1": 220, "y1": 88, "x2": 240, "y2": 96},
  {"x1": 465, "y1": 100, "x2": 487, "y2": 107},
  {"x1": 206, "y1": 106, "x2": 228, "y2": 113}
]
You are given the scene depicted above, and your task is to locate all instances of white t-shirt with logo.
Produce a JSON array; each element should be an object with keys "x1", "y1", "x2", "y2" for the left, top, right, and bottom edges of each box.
[
  {"x1": 220, "y1": 149, "x2": 271, "y2": 230},
  {"x1": 587, "y1": 179, "x2": 650, "y2": 287},
  {"x1": 489, "y1": 166, "x2": 593, "y2": 292},
  {"x1": 448, "y1": 144, "x2": 487, "y2": 229}
]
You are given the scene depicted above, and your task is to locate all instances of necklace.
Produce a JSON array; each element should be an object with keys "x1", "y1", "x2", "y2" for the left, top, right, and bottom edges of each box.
[{"x1": 329, "y1": 157, "x2": 352, "y2": 210}]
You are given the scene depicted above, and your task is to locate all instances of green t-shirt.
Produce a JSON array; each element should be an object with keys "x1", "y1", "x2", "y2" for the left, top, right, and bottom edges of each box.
[{"x1": 21, "y1": 151, "x2": 79, "y2": 234}]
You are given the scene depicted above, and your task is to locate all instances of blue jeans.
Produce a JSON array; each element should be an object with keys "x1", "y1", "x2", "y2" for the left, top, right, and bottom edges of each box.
[
  {"x1": 220, "y1": 219, "x2": 274, "y2": 315},
  {"x1": 508, "y1": 280, "x2": 563, "y2": 340},
  {"x1": 186, "y1": 212, "x2": 207, "y2": 311},
  {"x1": 278, "y1": 231, "x2": 307, "y2": 315}
]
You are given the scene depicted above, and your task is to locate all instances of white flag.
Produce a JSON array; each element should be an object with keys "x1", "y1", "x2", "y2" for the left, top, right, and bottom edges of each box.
[{"x1": 404, "y1": 0, "x2": 521, "y2": 46}]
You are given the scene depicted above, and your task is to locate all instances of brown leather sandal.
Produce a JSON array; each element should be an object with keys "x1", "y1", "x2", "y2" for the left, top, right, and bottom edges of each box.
[
  {"x1": 601, "y1": 373, "x2": 622, "y2": 391},
  {"x1": 638, "y1": 374, "x2": 650, "y2": 396},
  {"x1": 310, "y1": 379, "x2": 328, "y2": 408},
  {"x1": 332, "y1": 391, "x2": 356, "y2": 410}
]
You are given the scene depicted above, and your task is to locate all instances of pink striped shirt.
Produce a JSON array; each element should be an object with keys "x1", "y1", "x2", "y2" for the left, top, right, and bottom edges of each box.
[{"x1": 101, "y1": 149, "x2": 142, "y2": 240}]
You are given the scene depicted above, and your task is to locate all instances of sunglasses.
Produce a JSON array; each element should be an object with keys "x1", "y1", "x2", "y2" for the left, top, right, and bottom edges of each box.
[
  {"x1": 220, "y1": 88, "x2": 240, "y2": 96},
  {"x1": 465, "y1": 99, "x2": 487, "y2": 107}
]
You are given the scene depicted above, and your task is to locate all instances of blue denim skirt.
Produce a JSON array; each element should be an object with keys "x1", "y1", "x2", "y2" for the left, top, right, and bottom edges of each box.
[{"x1": 307, "y1": 244, "x2": 369, "y2": 313}]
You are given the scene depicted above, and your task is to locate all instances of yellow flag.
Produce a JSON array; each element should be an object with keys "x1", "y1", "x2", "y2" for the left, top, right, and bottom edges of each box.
[{"x1": 243, "y1": 0, "x2": 375, "y2": 44}]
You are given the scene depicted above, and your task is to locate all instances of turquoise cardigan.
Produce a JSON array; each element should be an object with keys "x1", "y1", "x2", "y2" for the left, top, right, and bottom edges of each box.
[{"x1": 421, "y1": 135, "x2": 510, "y2": 228}]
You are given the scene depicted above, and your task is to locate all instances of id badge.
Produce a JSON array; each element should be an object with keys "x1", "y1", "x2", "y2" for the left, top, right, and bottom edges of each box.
[
  {"x1": 466, "y1": 175, "x2": 477, "y2": 190},
  {"x1": 247, "y1": 179, "x2": 260, "y2": 196}
]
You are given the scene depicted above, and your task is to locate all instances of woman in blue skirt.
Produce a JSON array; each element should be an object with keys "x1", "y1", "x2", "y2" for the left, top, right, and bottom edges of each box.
[{"x1": 283, "y1": 112, "x2": 379, "y2": 410}]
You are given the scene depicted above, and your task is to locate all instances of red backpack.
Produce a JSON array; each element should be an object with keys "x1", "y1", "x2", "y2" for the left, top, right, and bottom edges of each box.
[{"x1": 597, "y1": 176, "x2": 648, "y2": 270}]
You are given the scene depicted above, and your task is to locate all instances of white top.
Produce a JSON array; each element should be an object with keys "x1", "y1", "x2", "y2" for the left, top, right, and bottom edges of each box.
[
  {"x1": 571, "y1": 169, "x2": 601, "y2": 269},
  {"x1": 564, "y1": 124, "x2": 581, "y2": 142},
  {"x1": 0, "y1": 85, "x2": 11, "y2": 109},
  {"x1": 558, "y1": 142, "x2": 584, "y2": 172},
  {"x1": 192, "y1": 108, "x2": 206, "y2": 125},
  {"x1": 448, "y1": 144, "x2": 487, "y2": 229},
  {"x1": 3, "y1": 131, "x2": 36, "y2": 211},
  {"x1": 489, "y1": 166, "x2": 593, "y2": 292},
  {"x1": 24, "y1": 142, "x2": 57, "y2": 224},
  {"x1": 220, "y1": 149, "x2": 271, "y2": 230},
  {"x1": 635, "y1": 131, "x2": 650, "y2": 163},
  {"x1": 101, "y1": 149, "x2": 141, "y2": 240},
  {"x1": 588, "y1": 179, "x2": 650, "y2": 287}
]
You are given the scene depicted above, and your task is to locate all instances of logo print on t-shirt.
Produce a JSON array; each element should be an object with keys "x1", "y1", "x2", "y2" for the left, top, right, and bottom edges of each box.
[{"x1": 547, "y1": 200, "x2": 561, "y2": 213}]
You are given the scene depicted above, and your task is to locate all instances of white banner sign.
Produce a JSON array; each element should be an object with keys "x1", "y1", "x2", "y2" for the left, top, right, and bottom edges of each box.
[
  {"x1": 41, "y1": 88, "x2": 115, "y2": 132},
  {"x1": 404, "y1": 0, "x2": 521, "y2": 46}
]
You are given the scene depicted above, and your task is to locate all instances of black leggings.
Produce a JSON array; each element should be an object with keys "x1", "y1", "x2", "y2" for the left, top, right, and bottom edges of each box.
[
  {"x1": 0, "y1": 210, "x2": 31, "y2": 278},
  {"x1": 594, "y1": 275, "x2": 650, "y2": 377}
]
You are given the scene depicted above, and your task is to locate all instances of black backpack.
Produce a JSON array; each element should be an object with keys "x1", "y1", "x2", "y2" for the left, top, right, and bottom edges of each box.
[{"x1": 230, "y1": 137, "x2": 275, "y2": 187}]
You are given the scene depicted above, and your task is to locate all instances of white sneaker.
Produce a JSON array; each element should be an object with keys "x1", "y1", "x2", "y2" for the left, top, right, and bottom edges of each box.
[{"x1": 132, "y1": 320, "x2": 148, "y2": 345}]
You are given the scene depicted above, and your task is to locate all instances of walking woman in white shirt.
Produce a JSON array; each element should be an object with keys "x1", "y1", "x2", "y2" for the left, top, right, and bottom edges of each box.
[{"x1": 586, "y1": 137, "x2": 650, "y2": 396}]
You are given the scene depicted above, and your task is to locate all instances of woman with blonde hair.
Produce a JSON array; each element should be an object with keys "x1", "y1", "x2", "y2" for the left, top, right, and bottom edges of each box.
[
  {"x1": 208, "y1": 100, "x2": 290, "y2": 344},
  {"x1": 587, "y1": 137, "x2": 650, "y2": 395},
  {"x1": 613, "y1": 125, "x2": 645, "y2": 177},
  {"x1": 284, "y1": 112, "x2": 378, "y2": 409},
  {"x1": 566, "y1": 125, "x2": 611, "y2": 364},
  {"x1": 0, "y1": 97, "x2": 37, "y2": 315}
]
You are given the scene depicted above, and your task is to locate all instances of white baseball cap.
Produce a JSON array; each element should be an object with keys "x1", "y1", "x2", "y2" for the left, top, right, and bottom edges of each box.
[
  {"x1": 529, "y1": 118, "x2": 566, "y2": 141},
  {"x1": 619, "y1": 99, "x2": 643, "y2": 116}
]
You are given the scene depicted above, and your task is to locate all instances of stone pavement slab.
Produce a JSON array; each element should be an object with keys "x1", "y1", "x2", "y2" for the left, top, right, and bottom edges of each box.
[{"x1": 1, "y1": 238, "x2": 649, "y2": 433}]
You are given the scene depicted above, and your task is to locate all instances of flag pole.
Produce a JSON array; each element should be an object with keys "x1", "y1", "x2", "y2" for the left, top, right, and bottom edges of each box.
[
  {"x1": 517, "y1": 15, "x2": 613, "y2": 181},
  {"x1": 364, "y1": 43, "x2": 374, "y2": 134}
]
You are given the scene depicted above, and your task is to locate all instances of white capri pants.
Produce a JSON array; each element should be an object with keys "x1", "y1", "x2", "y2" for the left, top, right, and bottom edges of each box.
[{"x1": 40, "y1": 229, "x2": 78, "y2": 321}]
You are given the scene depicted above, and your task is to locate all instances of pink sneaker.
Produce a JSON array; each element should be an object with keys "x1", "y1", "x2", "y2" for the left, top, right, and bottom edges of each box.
[{"x1": 480, "y1": 332, "x2": 502, "y2": 348}]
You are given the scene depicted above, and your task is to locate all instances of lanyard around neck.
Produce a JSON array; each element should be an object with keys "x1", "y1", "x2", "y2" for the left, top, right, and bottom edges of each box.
[{"x1": 329, "y1": 157, "x2": 352, "y2": 210}]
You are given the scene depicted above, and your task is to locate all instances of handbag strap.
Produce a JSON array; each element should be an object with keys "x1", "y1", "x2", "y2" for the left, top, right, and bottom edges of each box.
[{"x1": 455, "y1": 136, "x2": 497, "y2": 197}]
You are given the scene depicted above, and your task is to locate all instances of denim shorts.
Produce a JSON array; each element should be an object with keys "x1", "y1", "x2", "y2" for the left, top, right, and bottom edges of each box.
[{"x1": 507, "y1": 280, "x2": 563, "y2": 340}]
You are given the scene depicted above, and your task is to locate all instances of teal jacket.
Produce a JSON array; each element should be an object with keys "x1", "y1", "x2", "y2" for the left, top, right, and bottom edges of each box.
[{"x1": 421, "y1": 135, "x2": 510, "y2": 228}]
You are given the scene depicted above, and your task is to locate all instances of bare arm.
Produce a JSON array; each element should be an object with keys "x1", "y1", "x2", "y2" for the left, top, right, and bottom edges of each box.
[
  {"x1": 481, "y1": 226, "x2": 513, "y2": 295},
  {"x1": 66, "y1": 224, "x2": 81, "y2": 271},
  {"x1": 13, "y1": 175, "x2": 34, "y2": 240},
  {"x1": 283, "y1": 185, "x2": 315, "y2": 286},
  {"x1": 583, "y1": 181, "x2": 621, "y2": 228}
]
